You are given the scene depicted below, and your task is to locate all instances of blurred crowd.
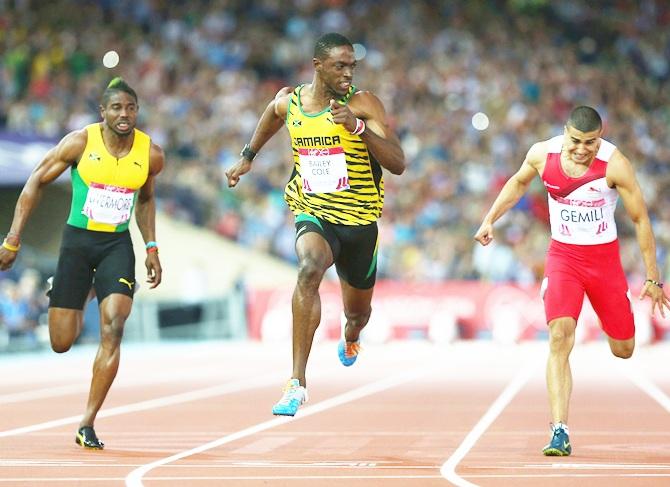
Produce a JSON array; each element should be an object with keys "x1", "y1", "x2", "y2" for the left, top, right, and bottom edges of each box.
[
  {"x1": 1, "y1": 0, "x2": 669, "y2": 293},
  {"x1": 0, "y1": 266, "x2": 47, "y2": 350}
]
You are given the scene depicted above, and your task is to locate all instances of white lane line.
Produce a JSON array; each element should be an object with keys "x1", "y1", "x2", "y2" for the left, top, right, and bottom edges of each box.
[
  {"x1": 0, "y1": 460, "x2": 439, "y2": 470},
  {"x1": 461, "y1": 462, "x2": 670, "y2": 471},
  {"x1": 0, "y1": 372, "x2": 286, "y2": 438},
  {"x1": 0, "y1": 384, "x2": 89, "y2": 405},
  {"x1": 0, "y1": 370, "x2": 256, "y2": 405},
  {"x1": 8, "y1": 473, "x2": 670, "y2": 483},
  {"x1": 5, "y1": 460, "x2": 670, "y2": 471},
  {"x1": 125, "y1": 366, "x2": 432, "y2": 487},
  {"x1": 440, "y1": 363, "x2": 535, "y2": 487},
  {"x1": 466, "y1": 473, "x2": 670, "y2": 478},
  {"x1": 620, "y1": 362, "x2": 670, "y2": 413},
  {"x1": 1, "y1": 475, "x2": 445, "y2": 482}
]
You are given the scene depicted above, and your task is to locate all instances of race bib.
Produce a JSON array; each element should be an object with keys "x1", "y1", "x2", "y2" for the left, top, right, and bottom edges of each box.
[
  {"x1": 82, "y1": 182, "x2": 135, "y2": 225},
  {"x1": 299, "y1": 147, "x2": 349, "y2": 194}
]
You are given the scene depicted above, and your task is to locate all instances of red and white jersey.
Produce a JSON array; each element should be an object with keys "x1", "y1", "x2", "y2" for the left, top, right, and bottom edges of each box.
[{"x1": 541, "y1": 136, "x2": 619, "y2": 245}]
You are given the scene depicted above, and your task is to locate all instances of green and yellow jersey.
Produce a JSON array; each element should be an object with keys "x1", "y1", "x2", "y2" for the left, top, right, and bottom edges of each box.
[
  {"x1": 67, "y1": 123, "x2": 150, "y2": 232},
  {"x1": 284, "y1": 85, "x2": 384, "y2": 225}
]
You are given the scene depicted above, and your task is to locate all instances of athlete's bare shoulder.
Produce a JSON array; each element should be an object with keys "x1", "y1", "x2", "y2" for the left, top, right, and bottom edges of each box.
[
  {"x1": 29, "y1": 128, "x2": 88, "y2": 183},
  {"x1": 525, "y1": 138, "x2": 552, "y2": 172},
  {"x1": 273, "y1": 86, "x2": 294, "y2": 118},
  {"x1": 149, "y1": 141, "x2": 165, "y2": 176},
  {"x1": 348, "y1": 89, "x2": 382, "y2": 113},
  {"x1": 57, "y1": 127, "x2": 89, "y2": 163}
]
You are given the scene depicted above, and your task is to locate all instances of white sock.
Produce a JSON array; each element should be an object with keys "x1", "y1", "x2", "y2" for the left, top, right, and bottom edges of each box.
[{"x1": 553, "y1": 422, "x2": 569, "y2": 434}]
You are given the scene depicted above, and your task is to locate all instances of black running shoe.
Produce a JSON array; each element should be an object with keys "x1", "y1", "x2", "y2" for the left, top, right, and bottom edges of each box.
[{"x1": 76, "y1": 426, "x2": 104, "y2": 449}]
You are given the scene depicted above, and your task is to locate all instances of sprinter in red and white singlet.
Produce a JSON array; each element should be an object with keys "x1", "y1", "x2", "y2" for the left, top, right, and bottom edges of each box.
[
  {"x1": 541, "y1": 134, "x2": 630, "y2": 338},
  {"x1": 475, "y1": 106, "x2": 669, "y2": 457}
]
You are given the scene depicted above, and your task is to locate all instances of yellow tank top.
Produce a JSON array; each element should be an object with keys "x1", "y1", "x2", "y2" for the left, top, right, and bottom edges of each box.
[
  {"x1": 284, "y1": 85, "x2": 384, "y2": 225},
  {"x1": 67, "y1": 123, "x2": 151, "y2": 232}
]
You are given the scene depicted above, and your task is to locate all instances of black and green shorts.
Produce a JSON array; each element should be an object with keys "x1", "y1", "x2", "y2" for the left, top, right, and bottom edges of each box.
[
  {"x1": 295, "y1": 214, "x2": 378, "y2": 290},
  {"x1": 49, "y1": 224, "x2": 136, "y2": 309}
]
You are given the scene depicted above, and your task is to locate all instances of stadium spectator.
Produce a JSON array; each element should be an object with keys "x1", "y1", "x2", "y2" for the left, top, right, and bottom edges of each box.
[{"x1": 0, "y1": 0, "x2": 668, "y2": 290}]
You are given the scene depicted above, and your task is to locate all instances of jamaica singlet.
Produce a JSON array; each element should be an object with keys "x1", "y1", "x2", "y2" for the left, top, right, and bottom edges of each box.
[
  {"x1": 67, "y1": 123, "x2": 151, "y2": 232},
  {"x1": 284, "y1": 85, "x2": 384, "y2": 225}
]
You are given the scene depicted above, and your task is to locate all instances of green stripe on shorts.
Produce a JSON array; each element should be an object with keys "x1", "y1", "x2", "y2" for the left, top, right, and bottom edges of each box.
[{"x1": 295, "y1": 213, "x2": 323, "y2": 230}]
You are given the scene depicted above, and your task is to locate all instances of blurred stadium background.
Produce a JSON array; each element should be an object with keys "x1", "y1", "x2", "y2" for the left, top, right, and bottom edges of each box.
[{"x1": 1, "y1": 0, "x2": 669, "y2": 353}]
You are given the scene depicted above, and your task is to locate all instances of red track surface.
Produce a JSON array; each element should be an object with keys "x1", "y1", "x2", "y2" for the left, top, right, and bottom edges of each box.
[{"x1": 1, "y1": 340, "x2": 669, "y2": 486}]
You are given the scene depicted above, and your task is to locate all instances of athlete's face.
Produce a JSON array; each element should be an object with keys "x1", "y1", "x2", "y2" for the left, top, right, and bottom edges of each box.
[
  {"x1": 315, "y1": 45, "x2": 356, "y2": 97},
  {"x1": 563, "y1": 125, "x2": 601, "y2": 165},
  {"x1": 100, "y1": 91, "x2": 138, "y2": 136}
]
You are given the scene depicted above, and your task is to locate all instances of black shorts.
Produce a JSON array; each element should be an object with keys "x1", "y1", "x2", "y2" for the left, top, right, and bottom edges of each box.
[
  {"x1": 49, "y1": 224, "x2": 136, "y2": 309},
  {"x1": 295, "y1": 214, "x2": 378, "y2": 289}
]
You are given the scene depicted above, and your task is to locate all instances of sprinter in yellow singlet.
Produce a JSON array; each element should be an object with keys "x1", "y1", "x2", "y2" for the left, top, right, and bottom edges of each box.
[
  {"x1": 0, "y1": 78, "x2": 164, "y2": 449},
  {"x1": 226, "y1": 33, "x2": 405, "y2": 417}
]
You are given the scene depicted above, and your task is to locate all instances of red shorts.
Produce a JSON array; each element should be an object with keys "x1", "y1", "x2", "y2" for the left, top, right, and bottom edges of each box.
[{"x1": 542, "y1": 239, "x2": 634, "y2": 340}]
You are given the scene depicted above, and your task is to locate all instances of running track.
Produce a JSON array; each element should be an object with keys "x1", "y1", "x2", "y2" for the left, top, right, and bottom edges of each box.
[{"x1": 1, "y1": 340, "x2": 669, "y2": 486}]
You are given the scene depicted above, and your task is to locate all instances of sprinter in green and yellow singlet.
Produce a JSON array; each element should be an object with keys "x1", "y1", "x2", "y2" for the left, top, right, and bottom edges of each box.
[
  {"x1": 0, "y1": 78, "x2": 165, "y2": 449},
  {"x1": 226, "y1": 33, "x2": 405, "y2": 417}
]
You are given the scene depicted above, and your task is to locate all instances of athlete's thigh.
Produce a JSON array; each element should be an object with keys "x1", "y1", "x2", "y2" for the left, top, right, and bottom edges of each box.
[
  {"x1": 340, "y1": 279, "x2": 374, "y2": 316},
  {"x1": 333, "y1": 222, "x2": 378, "y2": 290},
  {"x1": 50, "y1": 227, "x2": 95, "y2": 310},
  {"x1": 294, "y1": 214, "x2": 336, "y2": 268},
  {"x1": 98, "y1": 293, "x2": 133, "y2": 325},
  {"x1": 542, "y1": 264, "x2": 585, "y2": 323},
  {"x1": 48, "y1": 307, "x2": 84, "y2": 347},
  {"x1": 93, "y1": 234, "x2": 136, "y2": 303},
  {"x1": 584, "y1": 261, "x2": 634, "y2": 341}
]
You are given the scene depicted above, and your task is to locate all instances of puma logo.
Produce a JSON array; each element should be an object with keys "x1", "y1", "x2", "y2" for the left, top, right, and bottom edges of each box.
[
  {"x1": 119, "y1": 278, "x2": 134, "y2": 290},
  {"x1": 133, "y1": 161, "x2": 142, "y2": 167}
]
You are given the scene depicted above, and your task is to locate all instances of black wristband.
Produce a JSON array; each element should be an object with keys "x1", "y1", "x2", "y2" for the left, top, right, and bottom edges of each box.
[
  {"x1": 645, "y1": 278, "x2": 663, "y2": 288},
  {"x1": 240, "y1": 144, "x2": 256, "y2": 162}
]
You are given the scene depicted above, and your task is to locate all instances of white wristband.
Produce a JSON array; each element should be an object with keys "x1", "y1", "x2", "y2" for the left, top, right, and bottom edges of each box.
[{"x1": 351, "y1": 118, "x2": 366, "y2": 136}]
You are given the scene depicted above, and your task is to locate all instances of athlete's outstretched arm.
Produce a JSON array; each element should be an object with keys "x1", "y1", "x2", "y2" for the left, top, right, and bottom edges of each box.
[
  {"x1": 225, "y1": 87, "x2": 292, "y2": 188},
  {"x1": 474, "y1": 142, "x2": 542, "y2": 246},
  {"x1": 332, "y1": 92, "x2": 405, "y2": 175},
  {"x1": 0, "y1": 130, "x2": 86, "y2": 271},
  {"x1": 608, "y1": 150, "x2": 669, "y2": 316},
  {"x1": 135, "y1": 142, "x2": 165, "y2": 288}
]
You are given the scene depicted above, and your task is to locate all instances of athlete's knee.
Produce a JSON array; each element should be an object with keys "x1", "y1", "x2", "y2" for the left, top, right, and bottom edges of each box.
[
  {"x1": 48, "y1": 314, "x2": 81, "y2": 353},
  {"x1": 613, "y1": 348, "x2": 633, "y2": 359},
  {"x1": 100, "y1": 317, "x2": 126, "y2": 345},
  {"x1": 344, "y1": 307, "x2": 372, "y2": 330},
  {"x1": 50, "y1": 336, "x2": 74, "y2": 353},
  {"x1": 611, "y1": 342, "x2": 634, "y2": 359},
  {"x1": 296, "y1": 257, "x2": 326, "y2": 287},
  {"x1": 548, "y1": 321, "x2": 575, "y2": 353}
]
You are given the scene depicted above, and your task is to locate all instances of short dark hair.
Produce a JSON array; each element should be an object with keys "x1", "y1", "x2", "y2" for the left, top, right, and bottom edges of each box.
[
  {"x1": 101, "y1": 77, "x2": 138, "y2": 106},
  {"x1": 567, "y1": 106, "x2": 602, "y2": 132},
  {"x1": 314, "y1": 33, "x2": 353, "y2": 60}
]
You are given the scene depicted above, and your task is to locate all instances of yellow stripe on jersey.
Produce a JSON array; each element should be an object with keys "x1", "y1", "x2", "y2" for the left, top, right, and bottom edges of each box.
[{"x1": 284, "y1": 85, "x2": 384, "y2": 226}]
